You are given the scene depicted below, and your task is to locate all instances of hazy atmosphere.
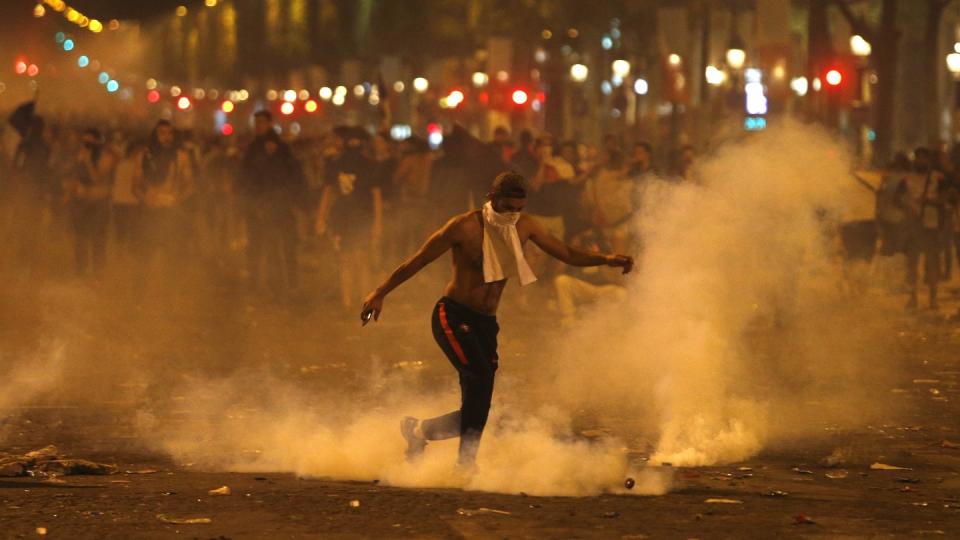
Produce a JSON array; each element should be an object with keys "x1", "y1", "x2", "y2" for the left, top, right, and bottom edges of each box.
[{"x1": 2, "y1": 1, "x2": 960, "y2": 538}]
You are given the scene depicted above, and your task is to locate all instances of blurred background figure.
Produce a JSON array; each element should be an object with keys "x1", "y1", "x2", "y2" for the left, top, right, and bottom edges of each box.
[
  {"x1": 111, "y1": 140, "x2": 144, "y2": 262},
  {"x1": 133, "y1": 120, "x2": 194, "y2": 293},
  {"x1": 63, "y1": 128, "x2": 115, "y2": 279},
  {"x1": 317, "y1": 128, "x2": 382, "y2": 309},
  {"x1": 391, "y1": 135, "x2": 432, "y2": 261},
  {"x1": 239, "y1": 112, "x2": 306, "y2": 297},
  {"x1": 7, "y1": 105, "x2": 52, "y2": 276}
]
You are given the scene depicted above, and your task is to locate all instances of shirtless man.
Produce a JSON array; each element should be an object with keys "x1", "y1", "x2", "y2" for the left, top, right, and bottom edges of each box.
[{"x1": 360, "y1": 172, "x2": 633, "y2": 466}]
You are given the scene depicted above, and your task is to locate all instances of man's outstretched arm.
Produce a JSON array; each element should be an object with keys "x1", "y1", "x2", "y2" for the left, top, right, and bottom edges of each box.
[
  {"x1": 361, "y1": 218, "x2": 457, "y2": 322},
  {"x1": 526, "y1": 217, "x2": 634, "y2": 274}
]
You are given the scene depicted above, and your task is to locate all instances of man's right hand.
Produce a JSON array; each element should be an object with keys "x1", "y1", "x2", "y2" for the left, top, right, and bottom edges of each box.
[{"x1": 360, "y1": 291, "x2": 384, "y2": 325}]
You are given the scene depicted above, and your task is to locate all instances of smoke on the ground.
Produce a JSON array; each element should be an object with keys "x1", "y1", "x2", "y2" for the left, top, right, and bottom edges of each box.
[
  {"x1": 1, "y1": 120, "x2": 898, "y2": 496},
  {"x1": 537, "y1": 120, "x2": 897, "y2": 467}
]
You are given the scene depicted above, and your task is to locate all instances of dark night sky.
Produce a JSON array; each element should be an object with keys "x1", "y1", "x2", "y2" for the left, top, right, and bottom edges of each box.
[{"x1": 53, "y1": 0, "x2": 199, "y2": 20}]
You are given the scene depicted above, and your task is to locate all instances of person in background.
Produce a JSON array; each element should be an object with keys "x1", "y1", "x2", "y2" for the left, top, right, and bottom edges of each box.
[
  {"x1": 391, "y1": 135, "x2": 432, "y2": 260},
  {"x1": 901, "y1": 147, "x2": 944, "y2": 309},
  {"x1": 934, "y1": 149, "x2": 959, "y2": 281},
  {"x1": 10, "y1": 116, "x2": 53, "y2": 274},
  {"x1": 584, "y1": 148, "x2": 635, "y2": 254},
  {"x1": 489, "y1": 126, "x2": 513, "y2": 165},
  {"x1": 372, "y1": 132, "x2": 399, "y2": 271},
  {"x1": 670, "y1": 144, "x2": 696, "y2": 182},
  {"x1": 239, "y1": 111, "x2": 306, "y2": 294},
  {"x1": 316, "y1": 129, "x2": 383, "y2": 309},
  {"x1": 628, "y1": 141, "x2": 655, "y2": 177},
  {"x1": 239, "y1": 129, "x2": 306, "y2": 296},
  {"x1": 508, "y1": 130, "x2": 538, "y2": 181},
  {"x1": 133, "y1": 119, "x2": 195, "y2": 289},
  {"x1": 111, "y1": 140, "x2": 144, "y2": 261},
  {"x1": 63, "y1": 128, "x2": 116, "y2": 279}
]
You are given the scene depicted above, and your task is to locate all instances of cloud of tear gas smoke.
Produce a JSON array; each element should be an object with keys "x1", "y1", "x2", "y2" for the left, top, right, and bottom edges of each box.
[
  {"x1": 136, "y1": 368, "x2": 671, "y2": 497},
  {"x1": 134, "y1": 121, "x2": 891, "y2": 493},
  {"x1": 0, "y1": 344, "x2": 65, "y2": 434},
  {"x1": 537, "y1": 120, "x2": 896, "y2": 467}
]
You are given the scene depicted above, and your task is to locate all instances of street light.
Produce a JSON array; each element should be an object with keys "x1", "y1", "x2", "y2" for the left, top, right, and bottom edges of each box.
[
  {"x1": 471, "y1": 72, "x2": 489, "y2": 88},
  {"x1": 633, "y1": 78, "x2": 649, "y2": 95},
  {"x1": 570, "y1": 63, "x2": 588, "y2": 82},
  {"x1": 726, "y1": 34, "x2": 746, "y2": 70},
  {"x1": 705, "y1": 65, "x2": 726, "y2": 86},
  {"x1": 850, "y1": 35, "x2": 872, "y2": 57},
  {"x1": 612, "y1": 59, "x2": 630, "y2": 78},
  {"x1": 413, "y1": 77, "x2": 429, "y2": 93},
  {"x1": 790, "y1": 77, "x2": 809, "y2": 97},
  {"x1": 947, "y1": 53, "x2": 960, "y2": 75}
]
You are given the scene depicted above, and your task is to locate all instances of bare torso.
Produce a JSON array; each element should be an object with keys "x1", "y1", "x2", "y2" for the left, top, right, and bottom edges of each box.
[{"x1": 443, "y1": 210, "x2": 533, "y2": 315}]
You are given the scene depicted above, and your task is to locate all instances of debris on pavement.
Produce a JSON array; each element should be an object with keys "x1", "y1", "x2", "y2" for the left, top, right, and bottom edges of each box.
[
  {"x1": 825, "y1": 471, "x2": 849, "y2": 479},
  {"x1": 0, "y1": 446, "x2": 117, "y2": 477},
  {"x1": 940, "y1": 440, "x2": 959, "y2": 449},
  {"x1": 602, "y1": 511, "x2": 620, "y2": 518},
  {"x1": 35, "y1": 527, "x2": 47, "y2": 536},
  {"x1": 208, "y1": 486, "x2": 231, "y2": 495},
  {"x1": 704, "y1": 498, "x2": 743, "y2": 504},
  {"x1": 348, "y1": 499, "x2": 360, "y2": 508},
  {"x1": 794, "y1": 514, "x2": 816, "y2": 525},
  {"x1": 156, "y1": 514, "x2": 212, "y2": 525},
  {"x1": 871, "y1": 462, "x2": 912, "y2": 471},
  {"x1": 821, "y1": 448, "x2": 849, "y2": 467},
  {"x1": 792, "y1": 467, "x2": 814, "y2": 475},
  {"x1": 457, "y1": 507, "x2": 512, "y2": 516},
  {"x1": 766, "y1": 490, "x2": 789, "y2": 497},
  {"x1": 624, "y1": 477, "x2": 635, "y2": 489},
  {"x1": 124, "y1": 469, "x2": 159, "y2": 475}
]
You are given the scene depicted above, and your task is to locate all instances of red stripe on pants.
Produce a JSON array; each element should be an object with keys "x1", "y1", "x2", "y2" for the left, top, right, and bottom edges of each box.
[{"x1": 438, "y1": 303, "x2": 469, "y2": 365}]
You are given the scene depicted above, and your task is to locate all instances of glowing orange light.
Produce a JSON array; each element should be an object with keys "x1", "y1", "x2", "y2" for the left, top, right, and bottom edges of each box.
[
  {"x1": 27, "y1": 64, "x2": 39, "y2": 77},
  {"x1": 177, "y1": 96, "x2": 191, "y2": 110},
  {"x1": 305, "y1": 99, "x2": 318, "y2": 113},
  {"x1": 511, "y1": 89, "x2": 528, "y2": 105},
  {"x1": 147, "y1": 90, "x2": 161, "y2": 103},
  {"x1": 15, "y1": 60, "x2": 27, "y2": 74},
  {"x1": 221, "y1": 101, "x2": 235, "y2": 113},
  {"x1": 280, "y1": 102, "x2": 295, "y2": 115},
  {"x1": 221, "y1": 123, "x2": 234, "y2": 136}
]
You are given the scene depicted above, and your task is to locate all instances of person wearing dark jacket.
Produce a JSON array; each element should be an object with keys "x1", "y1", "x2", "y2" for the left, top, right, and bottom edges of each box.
[
  {"x1": 315, "y1": 128, "x2": 383, "y2": 308},
  {"x1": 239, "y1": 114, "x2": 306, "y2": 294}
]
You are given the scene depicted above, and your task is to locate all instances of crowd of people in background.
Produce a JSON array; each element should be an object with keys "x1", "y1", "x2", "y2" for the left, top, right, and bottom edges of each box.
[
  {"x1": 874, "y1": 145, "x2": 960, "y2": 312},
  {"x1": 10, "y1": 108, "x2": 960, "y2": 321},
  {"x1": 0, "y1": 110, "x2": 698, "y2": 322}
]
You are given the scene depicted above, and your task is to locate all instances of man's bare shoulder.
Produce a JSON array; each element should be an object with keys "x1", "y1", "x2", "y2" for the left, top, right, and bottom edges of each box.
[
  {"x1": 445, "y1": 209, "x2": 481, "y2": 229},
  {"x1": 438, "y1": 210, "x2": 481, "y2": 242},
  {"x1": 516, "y1": 213, "x2": 543, "y2": 237}
]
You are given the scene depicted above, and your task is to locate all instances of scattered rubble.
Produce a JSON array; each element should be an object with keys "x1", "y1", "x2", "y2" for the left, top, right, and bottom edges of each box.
[{"x1": 0, "y1": 446, "x2": 117, "y2": 477}]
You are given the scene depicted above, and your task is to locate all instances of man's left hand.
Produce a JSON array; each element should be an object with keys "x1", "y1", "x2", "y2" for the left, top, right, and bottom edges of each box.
[{"x1": 607, "y1": 254, "x2": 634, "y2": 274}]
